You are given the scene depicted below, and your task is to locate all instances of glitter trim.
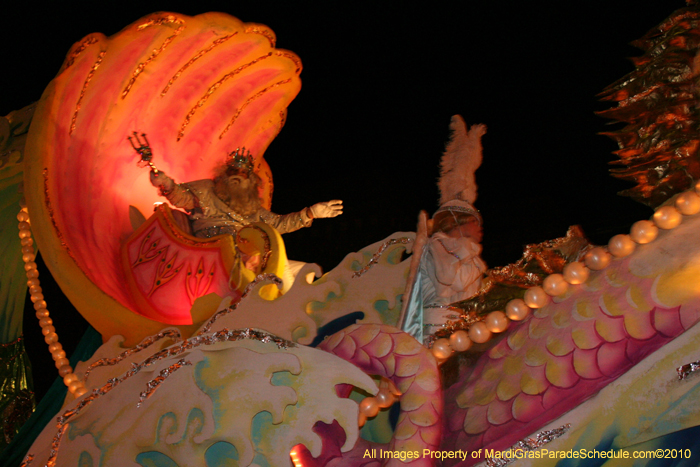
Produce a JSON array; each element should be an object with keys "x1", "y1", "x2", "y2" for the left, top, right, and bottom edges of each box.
[
  {"x1": 19, "y1": 453, "x2": 33, "y2": 467},
  {"x1": 42, "y1": 168, "x2": 77, "y2": 262},
  {"x1": 29, "y1": 328, "x2": 294, "y2": 465},
  {"x1": 122, "y1": 15, "x2": 186, "y2": 99},
  {"x1": 275, "y1": 50, "x2": 302, "y2": 73},
  {"x1": 352, "y1": 237, "x2": 413, "y2": 278},
  {"x1": 161, "y1": 33, "x2": 238, "y2": 96},
  {"x1": 218, "y1": 78, "x2": 293, "y2": 140},
  {"x1": 69, "y1": 51, "x2": 106, "y2": 135},
  {"x1": 677, "y1": 359, "x2": 700, "y2": 380},
  {"x1": 83, "y1": 329, "x2": 182, "y2": 381},
  {"x1": 244, "y1": 25, "x2": 276, "y2": 48},
  {"x1": 484, "y1": 424, "x2": 571, "y2": 467},
  {"x1": 63, "y1": 36, "x2": 99, "y2": 70},
  {"x1": 0, "y1": 335, "x2": 23, "y2": 347},
  {"x1": 137, "y1": 358, "x2": 191, "y2": 407},
  {"x1": 198, "y1": 273, "x2": 283, "y2": 334},
  {"x1": 177, "y1": 53, "x2": 273, "y2": 141}
]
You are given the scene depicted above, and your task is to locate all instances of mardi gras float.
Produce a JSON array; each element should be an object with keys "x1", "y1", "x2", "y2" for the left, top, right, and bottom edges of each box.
[{"x1": 1, "y1": 3, "x2": 700, "y2": 467}]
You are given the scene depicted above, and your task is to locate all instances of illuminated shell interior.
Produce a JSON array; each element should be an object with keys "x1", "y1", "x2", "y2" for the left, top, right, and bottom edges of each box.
[{"x1": 24, "y1": 12, "x2": 301, "y2": 339}]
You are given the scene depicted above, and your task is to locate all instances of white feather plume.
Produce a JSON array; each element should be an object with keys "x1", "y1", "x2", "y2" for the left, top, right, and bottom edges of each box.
[{"x1": 438, "y1": 115, "x2": 486, "y2": 205}]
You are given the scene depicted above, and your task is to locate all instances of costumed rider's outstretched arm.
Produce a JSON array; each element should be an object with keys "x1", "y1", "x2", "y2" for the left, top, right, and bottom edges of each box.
[
  {"x1": 149, "y1": 169, "x2": 197, "y2": 210},
  {"x1": 261, "y1": 199, "x2": 343, "y2": 234}
]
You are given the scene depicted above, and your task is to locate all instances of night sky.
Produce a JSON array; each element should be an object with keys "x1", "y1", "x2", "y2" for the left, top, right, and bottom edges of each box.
[{"x1": 2, "y1": 1, "x2": 680, "y2": 396}]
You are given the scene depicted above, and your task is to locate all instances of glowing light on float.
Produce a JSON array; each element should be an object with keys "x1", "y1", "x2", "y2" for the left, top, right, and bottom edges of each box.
[{"x1": 290, "y1": 445, "x2": 305, "y2": 467}]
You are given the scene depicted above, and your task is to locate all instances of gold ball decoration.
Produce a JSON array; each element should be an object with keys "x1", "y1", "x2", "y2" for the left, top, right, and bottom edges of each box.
[
  {"x1": 22, "y1": 252, "x2": 36, "y2": 262},
  {"x1": 584, "y1": 247, "x2": 611, "y2": 271},
  {"x1": 505, "y1": 298, "x2": 531, "y2": 321},
  {"x1": 54, "y1": 357, "x2": 70, "y2": 369},
  {"x1": 44, "y1": 332, "x2": 59, "y2": 345},
  {"x1": 653, "y1": 206, "x2": 682, "y2": 230},
  {"x1": 630, "y1": 220, "x2": 658, "y2": 244},
  {"x1": 523, "y1": 286, "x2": 549, "y2": 308},
  {"x1": 562, "y1": 262, "x2": 589, "y2": 284},
  {"x1": 63, "y1": 373, "x2": 78, "y2": 385},
  {"x1": 18, "y1": 206, "x2": 82, "y2": 396},
  {"x1": 608, "y1": 234, "x2": 636, "y2": 258},
  {"x1": 358, "y1": 412, "x2": 367, "y2": 428},
  {"x1": 431, "y1": 338, "x2": 452, "y2": 360},
  {"x1": 375, "y1": 387, "x2": 395, "y2": 409},
  {"x1": 468, "y1": 321, "x2": 492, "y2": 344},
  {"x1": 38, "y1": 317, "x2": 53, "y2": 327},
  {"x1": 449, "y1": 330, "x2": 472, "y2": 352},
  {"x1": 35, "y1": 310, "x2": 49, "y2": 319},
  {"x1": 359, "y1": 396, "x2": 380, "y2": 418},
  {"x1": 484, "y1": 311, "x2": 509, "y2": 333},
  {"x1": 68, "y1": 381, "x2": 83, "y2": 394},
  {"x1": 542, "y1": 273, "x2": 569, "y2": 296},
  {"x1": 675, "y1": 191, "x2": 700, "y2": 215},
  {"x1": 29, "y1": 292, "x2": 44, "y2": 303}
]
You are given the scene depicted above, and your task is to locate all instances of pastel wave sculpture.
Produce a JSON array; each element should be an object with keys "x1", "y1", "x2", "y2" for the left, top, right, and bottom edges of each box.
[
  {"x1": 24, "y1": 330, "x2": 378, "y2": 467},
  {"x1": 23, "y1": 12, "x2": 302, "y2": 345}
]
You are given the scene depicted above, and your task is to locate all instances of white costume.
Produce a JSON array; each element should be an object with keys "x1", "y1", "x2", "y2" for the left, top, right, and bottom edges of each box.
[
  {"x1": 398, "y1": 116, "x2": 488, "y2": 344},
  {"x1": 421, "y1": 232, "x2": 486, "y2": 337}
]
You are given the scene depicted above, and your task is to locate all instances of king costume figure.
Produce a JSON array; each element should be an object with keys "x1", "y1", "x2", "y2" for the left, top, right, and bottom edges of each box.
[{"x1": 133, "y1": 139, "x2": 343, "y2": 238}]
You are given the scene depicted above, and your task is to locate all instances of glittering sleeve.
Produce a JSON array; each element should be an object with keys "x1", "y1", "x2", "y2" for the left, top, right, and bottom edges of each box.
[
  {"x1": 156, "y1": 172, "x2": 197, "y2": 211},
  {"x1": 258, "y1": 208, "x2": 312, "y2": 234}
]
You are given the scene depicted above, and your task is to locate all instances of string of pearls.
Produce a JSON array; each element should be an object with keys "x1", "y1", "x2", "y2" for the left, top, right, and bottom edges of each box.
[
  {"x1": 17, "y1": 206, "x2": 87, "y2": 397},
  {"x1": 430, "y1": 182, "x2": 700, "y2": 362},
  {"x1": 358, "y1": 378, "x2": 401, "y2": 427}
]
